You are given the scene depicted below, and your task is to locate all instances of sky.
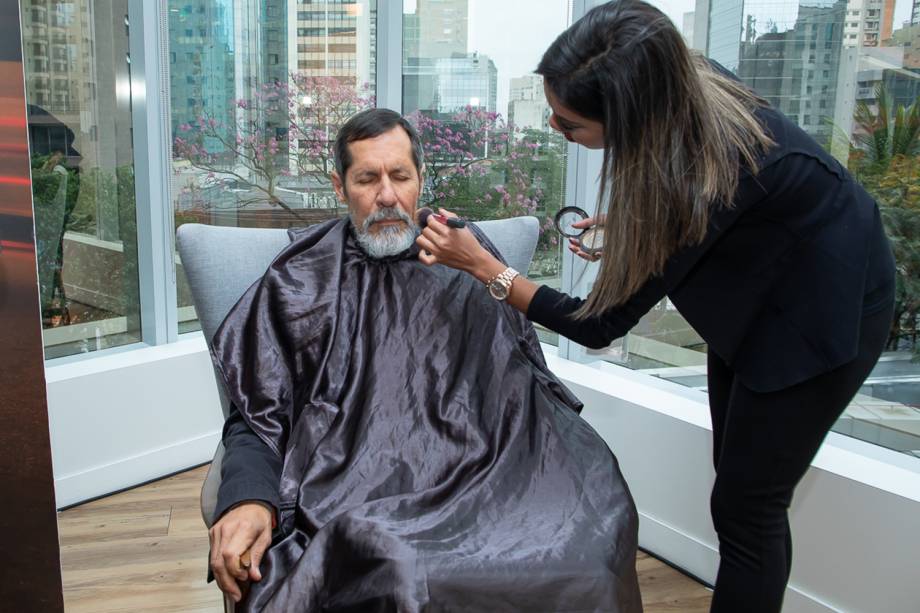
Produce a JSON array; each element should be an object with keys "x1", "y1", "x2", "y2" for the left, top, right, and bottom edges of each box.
[
  {"x1": 466, "y1": 0, "x2": 571, "y2": 115},
  {"x1": 406, "y1": 0, "x2": 916, "y2": 119}
]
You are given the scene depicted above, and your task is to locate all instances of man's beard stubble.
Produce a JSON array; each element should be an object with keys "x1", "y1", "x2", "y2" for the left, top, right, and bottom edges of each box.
[{"x1": 352, "y1": 207, "x2": 420, "y2": 259}]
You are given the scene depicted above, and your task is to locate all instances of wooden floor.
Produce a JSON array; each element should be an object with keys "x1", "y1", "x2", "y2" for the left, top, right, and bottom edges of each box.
[{"x1": 59, "y1": 466, "x2": 712, "y2": 612}]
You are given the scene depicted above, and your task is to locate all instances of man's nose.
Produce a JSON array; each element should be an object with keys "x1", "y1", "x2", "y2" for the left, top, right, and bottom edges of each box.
[{"x1": 377, "y1": 177, "x2": 398, "y2": 207}]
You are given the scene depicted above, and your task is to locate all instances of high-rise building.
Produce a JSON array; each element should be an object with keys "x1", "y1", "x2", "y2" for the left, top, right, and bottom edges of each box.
[
  {"x1": 21, "y1": 0, "x2": 135, "y2": 241},
  {"x1": 403, "y1": 0, "x2": 470, "y2": 116},
  {"x1": 21, "y1": 0, "x2": 86, "y2": 132},
  {"x1": 692, "y1": 0, "x2": 711, "y2": 51},
  {"x1": 508, "y1": 75, "x2": 549, "y2": 131},
  {"x1": 402, "y1": 0, "x2": 493, "y2": 117},
  {"x1": 168, "y1": 1, "x2": 236, "y2": 149},
  {"x1": 404, "y1": 9, "x2": 420, "y2": 61},
  {"x1": 706, "y1": 0, "x2": 848, "y2": 146},
  {"x1": 700, "y1": 0, "x2": 917, "y2": 157},
  {"x1": 702, "y1": 0, "x2": 894, "y2": 60},
  {"x1": 287, "y1": 3, "x2": 377, "y2": 187},
  {"x1": 841, "y1": 0, "x2": 896, "y2": 48},
  {"x1": 231, "y1": 0, "x2": 289, "y2": 132},
  {"x1": 22, "y1": 0, "x2": 134, "y2": 170},
  {"x1": 433, "y1": 52, "x2": 497, "y2": 114},
  {"x1": 262, "y1": 0, "x2": 288, "y2": 86},
  {"x1": 292, "y1": 1, "x2": 375, "y2": 88},
  {"x1": 416, "y1": 0, "x2": 468, "y2": 58},
  {"x1": 403, "y1": 9, "x2": 433, "y2": 113}
]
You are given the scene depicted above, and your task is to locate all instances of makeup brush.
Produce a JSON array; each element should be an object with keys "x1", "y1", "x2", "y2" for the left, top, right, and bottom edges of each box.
[{"x1": 416, "y1": 207, "x2": 467, "y2": 229}]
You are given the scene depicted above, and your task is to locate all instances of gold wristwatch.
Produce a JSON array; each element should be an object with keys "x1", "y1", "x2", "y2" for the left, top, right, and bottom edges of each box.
[{"x1": 486, "y1": 267, "x2": 519, "y2": 301}]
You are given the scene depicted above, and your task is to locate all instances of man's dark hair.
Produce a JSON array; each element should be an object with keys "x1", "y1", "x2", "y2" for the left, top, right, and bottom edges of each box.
[{"x1": 333, "y1": 108, "x2": 424, "y2": 181}]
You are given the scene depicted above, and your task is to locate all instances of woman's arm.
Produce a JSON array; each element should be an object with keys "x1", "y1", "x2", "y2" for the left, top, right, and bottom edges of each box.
[
  {"x1": 527, "y1": 279, "x2": 666, "y2": 349},
  {"x1": 416, "y1": 212, "x2": 667, "y2": 348},
  {"x1": 416, "y1": 213, "x2": 541, "y2": 313}
]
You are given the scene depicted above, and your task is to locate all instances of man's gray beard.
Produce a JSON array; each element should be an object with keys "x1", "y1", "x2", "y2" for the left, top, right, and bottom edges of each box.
[{"x1": 352, "y1": 207, "x2": 420, "y2": 259}]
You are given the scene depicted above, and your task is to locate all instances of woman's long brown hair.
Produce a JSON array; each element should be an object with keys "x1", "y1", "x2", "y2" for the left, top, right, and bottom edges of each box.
[{"x1": 537, "y1": 0, "x2": 774, "y2": 319}]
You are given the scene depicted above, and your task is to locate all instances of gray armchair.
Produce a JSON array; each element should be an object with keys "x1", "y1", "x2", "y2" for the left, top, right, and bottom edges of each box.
[{"x1": 177, "y1": 216, "x2": 539, "y2": 611}]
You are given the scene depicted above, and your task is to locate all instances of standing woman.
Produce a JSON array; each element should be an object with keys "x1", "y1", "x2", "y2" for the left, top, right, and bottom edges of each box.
[{"x1": 415, "y1": 1, "x2": 896, "y2": 611}]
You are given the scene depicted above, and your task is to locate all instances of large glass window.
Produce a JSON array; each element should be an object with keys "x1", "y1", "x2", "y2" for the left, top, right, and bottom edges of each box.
[
  {"x1": 402, "y1": 0, "x2": 573, "y2": 344},
  {"x1": 584, "y1": 0, "x2": 920, "y2": 458},
  {"x1": 22, "y1": 0, "x2": 141, "y2": 359},
  {"x1": 169, "y1": 0, "x2": 378, "y2": 332},
  {"x1": 711, "y1": 0, "x2": 920, "y2": 457}
]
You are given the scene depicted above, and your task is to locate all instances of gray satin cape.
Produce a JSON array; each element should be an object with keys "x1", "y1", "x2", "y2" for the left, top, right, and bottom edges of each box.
[{"x1": 210, "y1": 218, "x2": 642, "y2": 612}]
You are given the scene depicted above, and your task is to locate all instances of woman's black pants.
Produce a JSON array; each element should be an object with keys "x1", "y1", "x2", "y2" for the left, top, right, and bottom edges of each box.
[{"x1": 706, "y1": 304, "x2": 893, "y2": 613}]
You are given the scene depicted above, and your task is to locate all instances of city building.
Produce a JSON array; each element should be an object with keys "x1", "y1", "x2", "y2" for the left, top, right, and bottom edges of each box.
[
  {"x1": 21, "y1": 0, "x2": 134, "y2": 244},
  {"x1": 508, "y1": 74, "x2": 549, "y2": 131},
  {"x1": 21, "y1": 0, "x2": 134, "y2": 172},
  {"x1": 414, "y1": 0, "x2": 468, "y2": 59},
  {"x1": 842, "y1": 0, "x2": 895, "y2": 48},
  {"x1": 232, "y1": 0, "x2": 289, "y2": 134},
  {"x1": 291, "y1": 1, "x2": 375, "y2": 87},
  {"x1": 709, "y1": 0, "x2": 848, "y2": 146},
  {"x1": 702, "y1": 0, "x2": 893, "y2": 55},
  {"x1": 168, "y1": 1, "x2": 236, "y2": 151},
  {"x1": 403, "y1": 0, "x2": 470, "y2": 116},
  {"x1": 432, "y1": 52, "x2": 497, "y2": 114}
]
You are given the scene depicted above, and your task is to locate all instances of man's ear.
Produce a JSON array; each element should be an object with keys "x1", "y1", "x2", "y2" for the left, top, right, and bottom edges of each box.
[
  {"x1": 331, "y1": 171, "x2": 346, "y2": 203},
  {"x1": 418, "y1": 163, "x2": 425, "y2": 183}
]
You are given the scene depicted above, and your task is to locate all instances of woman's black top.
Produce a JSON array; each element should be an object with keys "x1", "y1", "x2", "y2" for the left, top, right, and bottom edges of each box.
[{"x1": 527, "y1": 102, "x2": 895, "y2": 393}]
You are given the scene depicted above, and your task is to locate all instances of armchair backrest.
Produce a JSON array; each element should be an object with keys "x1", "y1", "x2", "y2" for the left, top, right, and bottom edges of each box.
[{"x1": 177, "y1": 216, "x2": 540, "y2": 419}]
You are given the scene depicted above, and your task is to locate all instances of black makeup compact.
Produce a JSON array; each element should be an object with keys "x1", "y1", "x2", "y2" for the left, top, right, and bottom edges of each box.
[{"x1": 554, "y1": 206, "x2": 605, "y2": 256}]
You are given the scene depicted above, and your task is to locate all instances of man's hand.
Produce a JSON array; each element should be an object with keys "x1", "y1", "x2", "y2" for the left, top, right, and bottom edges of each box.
[{"x1": 209, "y1": 501, "x2": 274, "y2": 603}]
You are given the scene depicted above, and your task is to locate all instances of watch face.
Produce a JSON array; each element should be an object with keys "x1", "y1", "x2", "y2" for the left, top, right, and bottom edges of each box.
[{"x1": 489, "y1": 280, "x2": 510, "y2": 300}]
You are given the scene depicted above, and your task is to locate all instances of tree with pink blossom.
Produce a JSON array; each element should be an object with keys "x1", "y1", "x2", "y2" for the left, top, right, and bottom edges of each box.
[
  {"x1": 175, "y1": 83, "x2": 566, "y2": 276},
  {"x1": 173, "y1": 75, "x2": 373, "y2": 221},
  {"x1": 287, "y1": 75, "x2": 375, "y2": 177},
  {"x1": 408, "y1": 108, "x2": 567, "y2": 265}
]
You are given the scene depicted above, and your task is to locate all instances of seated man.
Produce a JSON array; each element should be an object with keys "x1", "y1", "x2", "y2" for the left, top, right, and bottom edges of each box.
[{"x1": 208, "y1": 108, "x2": 641, "y2": 612}]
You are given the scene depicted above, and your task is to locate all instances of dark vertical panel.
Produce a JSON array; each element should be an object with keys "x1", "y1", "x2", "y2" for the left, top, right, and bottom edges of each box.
[{"x1": 0, "y1": 0, "x2": 65, "y2": 611}]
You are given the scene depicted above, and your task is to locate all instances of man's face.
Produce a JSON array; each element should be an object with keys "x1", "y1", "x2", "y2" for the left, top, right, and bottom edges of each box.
[{"x1": 332, "y1": 126, "x2": 422, "y2": 257}]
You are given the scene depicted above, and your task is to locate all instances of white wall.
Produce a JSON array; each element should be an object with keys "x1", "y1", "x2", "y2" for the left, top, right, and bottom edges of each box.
[
  {"x1": 45, "y1": 336, "x2": 223, "y2": 508},
  {"x1": 45, "y1": 339, "x2": 920, "y2": 611}
]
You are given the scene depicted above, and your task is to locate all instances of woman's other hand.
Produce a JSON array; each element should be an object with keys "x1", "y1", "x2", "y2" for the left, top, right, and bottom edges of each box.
[{"x1": 568, "y1": 216, "x2": 602, "y2": 262}]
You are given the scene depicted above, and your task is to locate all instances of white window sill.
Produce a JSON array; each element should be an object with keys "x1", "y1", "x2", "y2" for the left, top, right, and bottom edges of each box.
[{"x1": 540, "y1": 343, "x2": 920, "y2": 503}]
